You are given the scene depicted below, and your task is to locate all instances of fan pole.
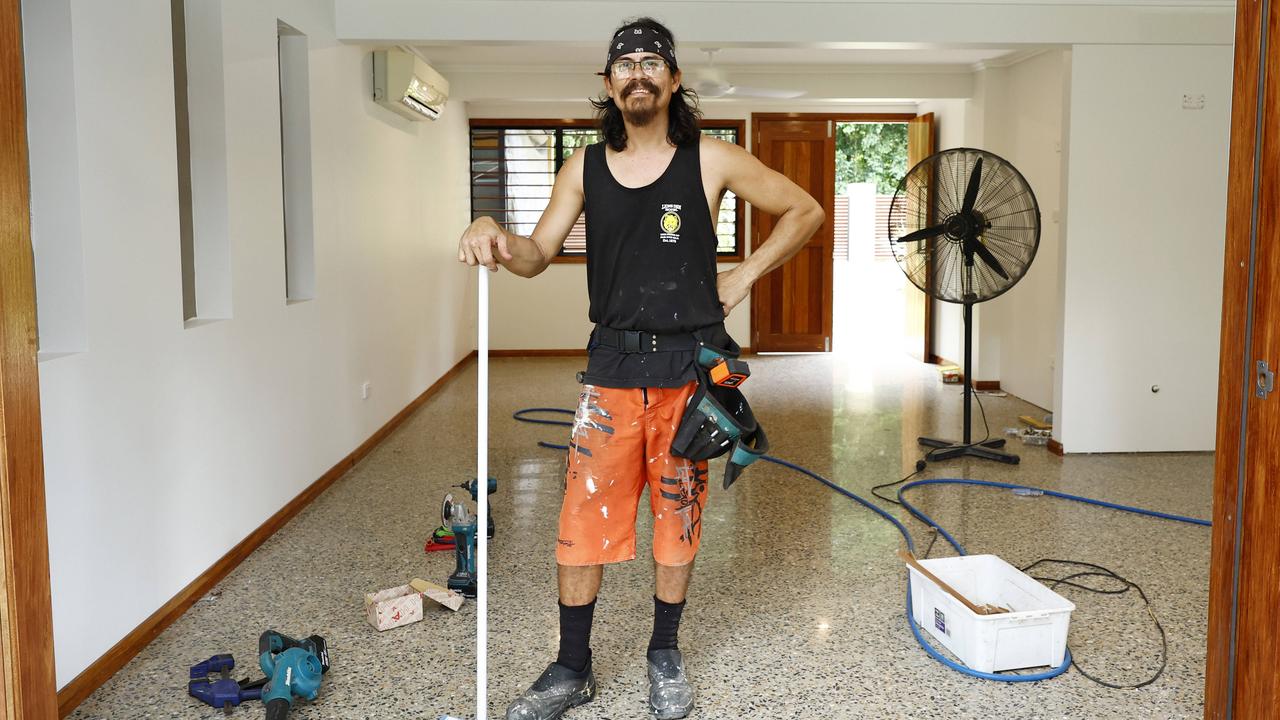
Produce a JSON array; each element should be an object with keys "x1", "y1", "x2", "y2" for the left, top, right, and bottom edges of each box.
[
  {"x1": 963, "y1": 300, "x2": 973, "y2": 445},
  {"x1": 916, "y1": 282, "x2": 1019, "y2": 464}
]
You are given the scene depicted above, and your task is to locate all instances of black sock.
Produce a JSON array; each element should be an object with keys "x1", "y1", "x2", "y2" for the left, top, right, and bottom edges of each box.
[
  {"x1": 556, "y1": 599, "x2": 596, "y2": 673},
  {"x1": 648, "y1": 596, "x2": 686, "y2": 653}
]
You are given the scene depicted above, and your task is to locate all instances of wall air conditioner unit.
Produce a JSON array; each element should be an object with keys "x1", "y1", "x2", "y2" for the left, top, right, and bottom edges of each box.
[{"x1": 373, "y1": 48, "x2": 449, "y2": 121}]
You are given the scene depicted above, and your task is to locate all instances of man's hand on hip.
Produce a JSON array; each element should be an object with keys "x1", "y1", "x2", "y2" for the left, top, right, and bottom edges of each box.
[{"x1": 716, "y1": 268, "x2": 752, "y2": 316}]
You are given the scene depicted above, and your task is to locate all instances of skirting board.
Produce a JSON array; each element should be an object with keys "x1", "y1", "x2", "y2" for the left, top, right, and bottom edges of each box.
[
  {"x1": 489, "y1": 349, "x2": 585, "y2": 357},
  {"x1": 1048, "y1": 438, "x2": 1064, "y2": 456},
  {"x1": 55, "y1": 350, "x2": 478, "y2": 717}
]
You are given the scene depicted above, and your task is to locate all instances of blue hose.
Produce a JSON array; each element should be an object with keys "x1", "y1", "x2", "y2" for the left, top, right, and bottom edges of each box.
[{"x1": 512, "y1": 408, "x2": 1210, "y2": 683}]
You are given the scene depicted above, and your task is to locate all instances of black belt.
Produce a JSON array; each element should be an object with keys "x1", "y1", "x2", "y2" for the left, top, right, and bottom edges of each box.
[{"x1": 592, "y1": 325, "x2": 699, "y2": 353}]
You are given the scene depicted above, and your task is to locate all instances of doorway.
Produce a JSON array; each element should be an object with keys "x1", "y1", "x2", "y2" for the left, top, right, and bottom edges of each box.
[
  {"x1": 749, "y1": 112, "x2": 933, "y2": 357},
  {"x1": 831, "y1": 120, "x2": 910, "y2": 361}
]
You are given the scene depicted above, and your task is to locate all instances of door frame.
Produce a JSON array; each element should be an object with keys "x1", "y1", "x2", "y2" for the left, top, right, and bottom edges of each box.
[
  {"x1": 1205, "y1": 0, "x2": 1271, "y2": 716},
  {"x1": 0, "y1": 0, "x2": 61, "y2": 717},
  {"x1": 748, "y1": 112, "x2": 921, "y2": 354}
]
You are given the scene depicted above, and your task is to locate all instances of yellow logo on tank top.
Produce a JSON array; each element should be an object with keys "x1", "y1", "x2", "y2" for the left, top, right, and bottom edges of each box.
[{"x1": 660, "y1": 204, "x2": 682, "y2": 244}]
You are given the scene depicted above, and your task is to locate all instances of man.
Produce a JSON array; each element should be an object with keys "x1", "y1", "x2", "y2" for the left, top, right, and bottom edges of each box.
[{"x1": 458, "y1": 17, "x2": 824, "y2": 720}]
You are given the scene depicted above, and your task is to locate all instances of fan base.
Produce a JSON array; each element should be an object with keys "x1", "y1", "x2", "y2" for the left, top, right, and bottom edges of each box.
[{"x1": 918, "y1": 436, "x2": 1021, "y2": 465}]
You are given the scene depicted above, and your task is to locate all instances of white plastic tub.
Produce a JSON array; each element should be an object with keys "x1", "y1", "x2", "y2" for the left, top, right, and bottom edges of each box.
[{"x1": 906, "y1": 554, "x2": 1075, "y2": 673}]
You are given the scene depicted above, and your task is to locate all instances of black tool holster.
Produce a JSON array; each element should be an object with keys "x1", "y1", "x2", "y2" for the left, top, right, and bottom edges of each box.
[{"x1": 669, "y1": 331, "x2": 769, "y2": 489}]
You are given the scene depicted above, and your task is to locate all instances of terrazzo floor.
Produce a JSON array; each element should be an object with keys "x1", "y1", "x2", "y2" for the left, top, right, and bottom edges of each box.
[
  {"x1": 68, "y1": 349, "x2": 1214, "y2": 719},
  {"x1": 486, "y1": 352, "x2": 1212, "y2": 720}
]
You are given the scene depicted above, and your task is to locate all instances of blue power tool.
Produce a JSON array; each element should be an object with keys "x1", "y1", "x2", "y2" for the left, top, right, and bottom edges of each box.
[
  {"x1": 258, "y1": 631, "x2": 331, "y2": 720},
  {"x1": 463, "y1": 476, "x2": 497, "y2": 539},
  {"x1": 188, "y1": 654, "x2": 267, "y2": 714},
  {"x1": 445, "y1": 501, "x2": 478, "y2": 598}
]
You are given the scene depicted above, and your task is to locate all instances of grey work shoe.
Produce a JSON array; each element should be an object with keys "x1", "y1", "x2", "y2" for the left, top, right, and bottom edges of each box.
[
  {"x1": 505, "y1": 661, "x2": 597, "y2": 720},
  {"x1": 647, "y1": 648, "x2": 695, "y2": 719}
]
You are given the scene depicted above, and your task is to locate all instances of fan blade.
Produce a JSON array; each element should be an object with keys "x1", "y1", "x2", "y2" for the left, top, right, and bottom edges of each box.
[
  {"x1": 725, "y1": 86, "x2": 806, "y2": 99},
  {"x1": 968, "y1": 237, "x2": 1010, "y2": 280},
  {"x1": 894, "y1": 224, "x2": 947, "y2": 244},
  {"x1": 961, "y1": 156, "x2": 983, "y2": 214}
]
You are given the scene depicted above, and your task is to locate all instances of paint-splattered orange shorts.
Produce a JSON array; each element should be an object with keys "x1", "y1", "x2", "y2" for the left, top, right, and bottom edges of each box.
[{"x1": 556, "y1": 382, "x2": 710, "y2": 567}]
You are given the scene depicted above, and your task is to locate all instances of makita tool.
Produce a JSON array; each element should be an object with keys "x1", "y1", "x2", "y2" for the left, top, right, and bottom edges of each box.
[
  {"x1": 443, "y1": 498, "x2": 478, "y2": 598},
  {"x1": 257, "y1": 631, "x2": 331, "y2": 720}
]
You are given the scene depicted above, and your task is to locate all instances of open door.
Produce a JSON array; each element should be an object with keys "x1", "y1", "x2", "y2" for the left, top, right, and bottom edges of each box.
[
  {"x1": 0, "y1": 0, "x2": 60, "y2": 716},
  {"x1": 903, "y1": 112, "x2": 935, "y2": 362},
  {"x1": 750, "y1": 118, "x2": 834, "y2": 352},
  {"x1": 1205, "y1": 0, "x2": 1280, "y2": 716}
]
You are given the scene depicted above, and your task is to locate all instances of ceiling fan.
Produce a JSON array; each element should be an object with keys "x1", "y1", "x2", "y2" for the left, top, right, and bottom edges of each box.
[{"x1": 686, "y1": 49, "x2": 806, "y2": 100}]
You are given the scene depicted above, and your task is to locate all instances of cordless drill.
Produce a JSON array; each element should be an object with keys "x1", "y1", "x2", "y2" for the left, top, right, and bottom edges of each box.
[{"x1": 463, "y1": 476, "x2": 497, "y2": 539}]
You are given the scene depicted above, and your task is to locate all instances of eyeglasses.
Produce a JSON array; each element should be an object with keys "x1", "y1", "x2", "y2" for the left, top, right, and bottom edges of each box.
[{"x1": 607, "y1": 58, "x2": 667, "y2": 78}]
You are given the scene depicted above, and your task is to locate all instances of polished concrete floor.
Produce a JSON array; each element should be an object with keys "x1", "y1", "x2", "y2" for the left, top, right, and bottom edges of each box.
[
  {"x1": 487, "y1": 351, "x2": 1213, "y2": 720},
  {"x1": 69, "y1": 348, "x2": 1214, "y2": 719}
]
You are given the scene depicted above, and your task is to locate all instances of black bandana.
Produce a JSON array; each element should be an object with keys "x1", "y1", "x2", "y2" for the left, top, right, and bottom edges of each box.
[{"x1": 604, "y1": 24, "x2": 678, "y2": 73}]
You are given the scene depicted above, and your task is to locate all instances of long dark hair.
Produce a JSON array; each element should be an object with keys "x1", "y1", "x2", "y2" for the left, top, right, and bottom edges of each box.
[{"x1": 590, "y1": 17, "x2": 702, "y2": 152}]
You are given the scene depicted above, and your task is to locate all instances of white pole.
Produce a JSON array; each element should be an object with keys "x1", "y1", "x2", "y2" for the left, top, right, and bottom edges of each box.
[{"x1": 476, "y1": 268, "x2": 489, "y2": 720}]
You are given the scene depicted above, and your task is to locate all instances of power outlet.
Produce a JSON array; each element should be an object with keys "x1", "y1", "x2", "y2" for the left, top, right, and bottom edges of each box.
[
  {"x1": 1182, "y1": 93, "x2": 1206, "y2": 110},
  {"x1": 361, "y1": 381, "x2": 371, "y2": 400}
]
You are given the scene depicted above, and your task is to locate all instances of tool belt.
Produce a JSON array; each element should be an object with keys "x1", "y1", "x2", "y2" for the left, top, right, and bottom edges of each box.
[
  {"x1": 667, "y1": 329, "x2": 770, "y2": 490},
  {"x1": 590, "y1": 325, "x2": 700, "y2": 353}
]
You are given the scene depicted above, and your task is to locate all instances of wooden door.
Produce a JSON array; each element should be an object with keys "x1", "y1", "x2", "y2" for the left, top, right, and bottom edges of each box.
[
  {"x1": 1206, "y1": 0, "x2": 1280, "y2": 717},
  {"x1": 0, "y1": 0, "x2": 59, "y2": 716},
  {"x1": 904, "y1": 113, "x2": 935, "y2": 362},
  {"x1": 750, "y1": 118, "x2": 834, "y2": 352}
]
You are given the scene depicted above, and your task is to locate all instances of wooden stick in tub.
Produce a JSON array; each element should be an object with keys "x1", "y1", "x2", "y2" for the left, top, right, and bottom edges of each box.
[{"x1": 897, "y1": 549, "x2": 1009, "y2": 615}]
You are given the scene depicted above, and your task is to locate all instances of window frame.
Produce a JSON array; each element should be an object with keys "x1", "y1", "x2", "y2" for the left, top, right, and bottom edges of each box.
[{"x1": 468, "y1": 118, "x2": 747, "y2": 264}]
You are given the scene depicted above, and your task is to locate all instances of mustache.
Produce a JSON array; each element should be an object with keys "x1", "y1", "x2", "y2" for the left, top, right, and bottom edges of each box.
[{"x1": 623, "y1": 79, "x2": 659, "y2": 98}]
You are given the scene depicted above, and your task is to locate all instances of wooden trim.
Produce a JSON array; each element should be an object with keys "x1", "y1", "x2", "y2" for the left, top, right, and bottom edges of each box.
[
  {"x1": 1047, "y1": 439, "x2": 1064, "y2": 456},
  {"x1": 470, "y1": 117, "x2": 598, "y2": 128},
  {"x1": 750, "y1": 112, "x2": 918, "y2": 123},
  {"x1": 55, "y1": 351, "x2": 478, "y2": 717},
  {"x1": 547, "y1": 255, "x2": 588, "y2": 265},
  {"x1": 0, "y1": 0, "x2": 60, "y2": 716},
  {"x1": 1206, "y1": 0, "x2": 1268, "y2": 715},
  {"x1": 489, "y1": 349, "x2": 586, "y2": 357},
  {"x1": 973, "y1": 380, "x2": 1001, "y2": 392}
]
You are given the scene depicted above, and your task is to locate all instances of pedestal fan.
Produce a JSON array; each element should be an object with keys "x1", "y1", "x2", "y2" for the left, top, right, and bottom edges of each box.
[{"x1": 888, "y1": 148, "x2": 1041, "y2": 464}]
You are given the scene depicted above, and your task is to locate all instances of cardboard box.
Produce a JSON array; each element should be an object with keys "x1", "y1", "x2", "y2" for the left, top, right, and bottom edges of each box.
[
  {"x1": 411, "y1": 578, "x2": 465, "y2": 612},
  {"x1": 364, "y1": 585, "x2": 425, "y2": 631}
]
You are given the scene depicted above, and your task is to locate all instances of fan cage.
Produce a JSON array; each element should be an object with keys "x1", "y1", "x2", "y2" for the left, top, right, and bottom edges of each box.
[{"x1": 888, "y1": 148, "x2": 1041, "y2": 304}]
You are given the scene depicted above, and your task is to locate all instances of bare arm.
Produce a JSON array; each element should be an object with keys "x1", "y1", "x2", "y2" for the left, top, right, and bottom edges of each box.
[
  {"x1": 457, "y1": 146, "x2": 587, "y2": 277},
  {"x1": 704, "y1": 137, "x2": 825, "y2": 313}
]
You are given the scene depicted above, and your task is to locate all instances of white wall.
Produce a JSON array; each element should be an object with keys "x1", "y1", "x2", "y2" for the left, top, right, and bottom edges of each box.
[
  {"x1": 970, "y1": 52, "x2": 1069, "y2": 409},
  {"x1": 916, "y1": 99, "x2": 968, "y2": 366},
  {"x1": 467, "y1": 99, "x2": 920, "y2": 351},
  {"x1": 1056, "y1": 44, "x2": 1231, "y2": 452},
  {"x1": 29, "y1": 0, "x2": 473, "y2": 687}
]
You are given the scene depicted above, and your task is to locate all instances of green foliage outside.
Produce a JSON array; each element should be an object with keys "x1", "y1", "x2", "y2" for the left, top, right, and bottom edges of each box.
[{"x1": 835, "y1": 122, "x2": 908, "y2": 195}]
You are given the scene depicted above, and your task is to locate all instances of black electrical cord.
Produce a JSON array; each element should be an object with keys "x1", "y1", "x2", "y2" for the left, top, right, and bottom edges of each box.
[
  {"x1": 1020, "y1": 559, "x2": 1169, "y2": 690},
  {"x1": 924, "y1": 372, "x2": 995, "y2": 462},
  {"x1": 925, "y1": 300, "x2": 995, "y2": 462},
  {"x1": 871, "y1": 459, "x2": 928, "y2": 505}
]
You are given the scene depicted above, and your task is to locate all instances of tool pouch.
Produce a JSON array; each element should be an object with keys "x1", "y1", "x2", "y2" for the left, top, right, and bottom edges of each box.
[{"x1": 670, "y1": 332, "x2": 769, "y2": 489}]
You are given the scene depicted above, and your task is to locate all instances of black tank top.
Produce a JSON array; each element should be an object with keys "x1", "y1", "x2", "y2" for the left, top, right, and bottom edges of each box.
[{"x1": 579, "y1": 138, "x2": 734, "y2": 388}]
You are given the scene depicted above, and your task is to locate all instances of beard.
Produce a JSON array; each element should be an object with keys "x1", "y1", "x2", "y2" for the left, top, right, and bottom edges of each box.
[{"x1": 619, "y1": 79, "x2": 661, "y2": 127}]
